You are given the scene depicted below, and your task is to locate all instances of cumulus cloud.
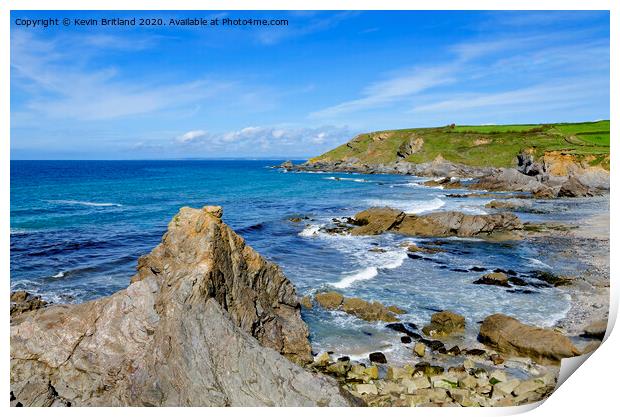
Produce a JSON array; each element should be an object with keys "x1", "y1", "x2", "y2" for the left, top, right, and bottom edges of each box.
[{"x1": 173, "y1": 125, "x2": 353, "y2": 156}]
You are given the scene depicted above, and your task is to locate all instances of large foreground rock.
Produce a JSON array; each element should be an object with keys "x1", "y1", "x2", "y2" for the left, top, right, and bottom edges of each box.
[
  {"x1": 478, "y1": 314, "x2": 580, "y2": 364},
  {"x1": 10, "y1": 206, "x2": 350, "y2": 406},
  {"x1": 351, "y1": 208, "x2": 522, "y2": 238}
]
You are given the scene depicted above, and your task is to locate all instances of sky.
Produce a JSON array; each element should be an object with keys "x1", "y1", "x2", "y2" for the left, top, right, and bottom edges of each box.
[{"x1": 10, "y1": 10, "x2": 610, "y2": 160}]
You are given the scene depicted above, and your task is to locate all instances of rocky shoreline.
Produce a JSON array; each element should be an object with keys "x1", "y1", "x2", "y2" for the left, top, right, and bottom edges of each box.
[
  {"x1": 11, "y1": 199, "x2": 609, "y2": 407},
  {"x1": 278, "y1": 151, "x2": 609, "y2": 199}
]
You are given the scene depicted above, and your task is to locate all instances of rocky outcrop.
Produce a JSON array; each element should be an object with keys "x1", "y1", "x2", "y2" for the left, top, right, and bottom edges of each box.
[
  {"x1": 350, "y1": 208, "x2": 522, "y2": 238},
  {"x1": 10, "y1": 206, "x2": 351, "y2": 406},
  {"x1": 292, "y1": 159, "x2": 496, "y2": 179},
  {"x1": 557, "y1": 176, "x2": 595, "y2": 197},
  {"x1": 313, "y1": 291, "x2": 403, "y2": 322},
  {"x1": 10, "y1": 291, "x2": 48, "y2": 317},
  {"x1": 473, "y1": 272, "x2": 511, "y2": 287},
  {"x1": 478, "y1": 314, "x2": 580, "y2": 364}
]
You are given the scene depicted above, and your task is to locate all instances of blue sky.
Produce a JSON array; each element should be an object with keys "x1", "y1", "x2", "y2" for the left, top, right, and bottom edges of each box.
[{"x1": 11, "y1": 10, "x2": 610, "y2": 159}]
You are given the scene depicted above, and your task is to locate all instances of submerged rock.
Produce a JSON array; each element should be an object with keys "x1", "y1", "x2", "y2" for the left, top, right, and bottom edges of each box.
[
  {"x1": 473, "y1": 272, "x2": 511, "y2": 287},
  {"x1": 11, "y1": 206, "x2": 350, "y2": 406},
  {"x1": 479, "y1": 314, "x2": 580, "y2": 364},
  {"x1": 350, "y1": 207, "x2": 522, "y2": 238}
]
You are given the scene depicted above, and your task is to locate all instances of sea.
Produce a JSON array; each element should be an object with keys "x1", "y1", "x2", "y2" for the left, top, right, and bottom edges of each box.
[{"x1": 10, "y1": 160, "x2": 606, "y2": 363}]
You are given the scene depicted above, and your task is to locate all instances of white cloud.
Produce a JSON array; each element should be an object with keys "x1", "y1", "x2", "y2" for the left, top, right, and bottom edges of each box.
[
  {"x1": 174, "y1": 125, "x2": 353, "y2": 156},
  {"x1": 11, "y1": 31, "x2": 255, "y2": 122},
  {"x1": 177, "y1": 130, "x2": 208, "y2": 143}
]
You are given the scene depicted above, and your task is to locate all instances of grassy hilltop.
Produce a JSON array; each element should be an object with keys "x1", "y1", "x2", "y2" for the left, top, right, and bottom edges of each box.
[{"x1": 309, "y1": 121, "x2": 610, "y2": 169}]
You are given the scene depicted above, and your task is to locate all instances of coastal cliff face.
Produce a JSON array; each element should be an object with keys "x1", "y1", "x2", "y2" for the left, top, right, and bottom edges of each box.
[
  {"x1": 291, "y1": 122, "x2": 609, "y2": 195},
  {"x1": 10, "y1": 206, "x2": 350, "y2": 406}
]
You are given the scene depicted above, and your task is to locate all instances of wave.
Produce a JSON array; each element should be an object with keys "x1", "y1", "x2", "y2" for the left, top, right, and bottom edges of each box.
[
  {"x1": 299, "y1": 224, "x2": 321, "y2": 237},
  {"x1": 324, "y1": 176, "x2": 371, "y2": 183},
  {"x1": 52, "y1": 271, "x2": 65, "y2": 278},
  {"x1": 46, "y1": 200, "x2": 123, "y2": 207},
  {"x1": 526, "y1": 257, "x2": 551, "y2": 269},
  {"x1": 364, "y1": 197, "x2": 445, "y2": 214},
  {"x1": 332, "y1": 267, "x2": 378, "y2": 289},
  {"x1": 332, "y1": 250, "x2": 407, "y2": 289}
]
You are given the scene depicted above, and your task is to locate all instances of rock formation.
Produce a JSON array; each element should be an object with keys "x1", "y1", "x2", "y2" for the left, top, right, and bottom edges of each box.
[
  {"x1": 350, "y1": 208, "x2": 523, "y2": 238},
  {"x1": 10, "y1": 291, "x2": 48, "y2": 317},
  {"x1": 10, "y1": 206, "x2": 350, "y2": 406},
  {"x1": 478, "y1": 314, "x2": 580, "y2": 364},
  {"x1": 313, "y1": 291, "x2": 403, "y2": 322},
  {"x1": 422, "y1": 311, "x2": 466, "y2": 337}
]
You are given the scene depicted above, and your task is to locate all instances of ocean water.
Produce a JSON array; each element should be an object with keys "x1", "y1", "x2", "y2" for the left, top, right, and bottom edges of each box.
[{"x1": 10, "y1": 160, "x2": 603, "y2": 362}]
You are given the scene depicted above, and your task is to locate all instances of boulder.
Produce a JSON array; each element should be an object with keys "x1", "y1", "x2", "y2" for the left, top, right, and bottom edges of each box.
[
  {"x1": 315, "y1": 291, "x2": 344, "y2": 310},
  {"x1": 341, "y1": 297, "x2": 398, "y2": 322},
  {"x1": 473, "y1": 272, "x2": 511, "y2": 287},
  {"x1": 350, "y1": 207, "x2": 405, "y2": 236},
  {"x1": 422, "y1": 311, "x2": 465, "y2": 337},
  {"x1": 280, "y1": 160, "x2": 294, "y2": 169},
  {"x1": 414, "y1": 343, "x2": 426, "y2": 357},
  {"x1": 479, "y1": 314, "x2": 580, "y2": 364},
  {"x1": 582, "y1": 320, "x2": 607, "y2": 340},
  {"x1": 557, "y1": 176, "x2": 594, "y2": 197},
  {"x1": 11, "y1": 206, "x2": 350, "y2": 406},
  {"x1": 369, "y1": 352, "x2": 387, "y2": 364}
]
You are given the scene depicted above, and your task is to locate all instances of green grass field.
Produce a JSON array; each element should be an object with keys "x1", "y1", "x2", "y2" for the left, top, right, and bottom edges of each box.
[{"x1": 310, "y1": 121, "x2": 610, "y2": 169}]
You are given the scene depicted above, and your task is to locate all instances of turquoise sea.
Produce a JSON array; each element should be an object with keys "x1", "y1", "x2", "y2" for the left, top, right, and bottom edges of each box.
[{"x1": 10, "y1": 160, "x2": 604, "y2": 362}]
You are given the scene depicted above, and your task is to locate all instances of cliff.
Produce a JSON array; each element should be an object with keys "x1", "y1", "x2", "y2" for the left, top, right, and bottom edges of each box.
[
  {"x1": 307, "y1": 121, "x2": 609, "y2": 170},
  {"x1": 10, "y1": 206, "x2": 350, "y2": 406}
]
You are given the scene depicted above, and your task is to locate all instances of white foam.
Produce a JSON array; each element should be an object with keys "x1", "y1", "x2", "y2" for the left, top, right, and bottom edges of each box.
[
  {"x1": 299, "y1": 224, "x2": 321, "y2": 237},
  {"x1": 332, "y1": 250, "x2": 407, "y2": 289},
  {"x1": 47, "y1": 200, "x2": 122, "y2": 207},
  {"x1": 332, "y1": 267, "x2": 378, "y2": 289},
  {"x1": 365, "y1": 197, "x2": 445, "y2": 214},
  {"x1": 526, "y1": 257, "x2": 551, "y2": 269},
  {"x1": 324, "y1": 176, "x2": 370, "y2": 183},
  {"x1": 52, "y1": 271, "x2": 65, "y2": 278}
]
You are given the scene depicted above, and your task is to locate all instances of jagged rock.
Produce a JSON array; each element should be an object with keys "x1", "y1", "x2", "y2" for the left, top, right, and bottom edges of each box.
[
  {"x1": 350, "y1": 207, "x2": 405, "y2": 235},
  {"x1": 557, "y1": 176, "x2": 594, "y2": 197},
  {"x1": 10, "y1": 291, "x2": 48, "y2": 317},
  {"x1": 470, "y1": 168, "x2": 548, "y2": 193},
  {"x1": 350, "y1": 208, "x2": 523, "y2": 238},
  {"x1": 473, "y1": 272, "x2": 511, "y2": 287},
  {"x1": 11, "y1": 206, "x2": 350, "y2": 406},
  {"x1": 280, "y1": 160, "x2": 294, "y2": 169},
  {"x1": 479, "y1": 314, "x2": 580, "y2": 364},
  {"x1": 422, "y1": 311, "x2": 465, "y2": 337}
]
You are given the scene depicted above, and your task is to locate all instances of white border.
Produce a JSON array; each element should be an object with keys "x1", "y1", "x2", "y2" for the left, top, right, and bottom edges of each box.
[{"x1": 1, "y1": 1, "x2": 616, "y2": 416}]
